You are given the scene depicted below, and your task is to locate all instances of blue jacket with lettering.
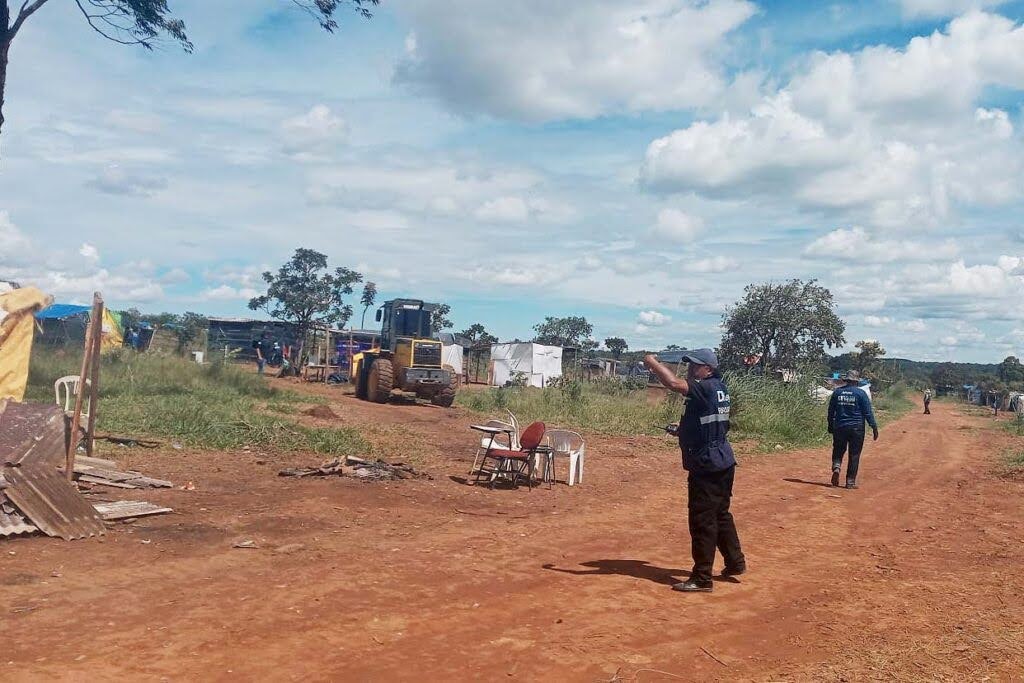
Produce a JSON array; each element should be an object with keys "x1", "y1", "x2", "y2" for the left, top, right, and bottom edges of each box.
[
  {"x1": 679, "y1": 376, "x2": 736, "y2": 473},
  {"x1": 828, "y1": 385, "x2": 877, "y2": 431}
]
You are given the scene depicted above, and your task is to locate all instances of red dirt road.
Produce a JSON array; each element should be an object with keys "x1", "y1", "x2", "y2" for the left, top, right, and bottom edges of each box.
[{"x1": 2, "y1": 396, "x2": 1023, "y2": 681}]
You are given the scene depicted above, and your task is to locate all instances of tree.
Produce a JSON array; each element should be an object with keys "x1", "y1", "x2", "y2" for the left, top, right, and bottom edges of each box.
[
  {"x1": 431, "y1": 303, "x2": 453, "y2": 331},
  {"x1": 998, "y1": 355, "x2": 1024, "y2": 384},
  {"x1": 931, "y1": 362, "x2": 964, "y2": 389},
  {"x1": 533, "y1": 315, "x2": 595, "y2": 349},
  {"x1": 0, "y1": 0, "x2": 378, "y2": 148},
  {"x1": 853, "y1": 340, "x2": 886, "y2": 374},
  {"x1": 604, "y1": 337, "x2": 628, "y2": 359},
  {"x1": 459, "y1": 323, "x2": 497, "y2": 345},
  {"x1": 665, "y1": 343, "x2": 683, "y2": 351},
  {"x1": 719, "y1": 279, "x2": 845, "y2": 372},
  {"x1": 359, "y1": 281, "x2": 377, "y2": 330},
  {"x1": 248, "y1": 248, "x2": 361, "y2": 362}
]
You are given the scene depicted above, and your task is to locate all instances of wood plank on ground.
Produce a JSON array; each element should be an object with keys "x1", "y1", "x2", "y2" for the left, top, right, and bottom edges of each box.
[{"x1": 93, "y1": 500, "x2": 173, "y2": 521}]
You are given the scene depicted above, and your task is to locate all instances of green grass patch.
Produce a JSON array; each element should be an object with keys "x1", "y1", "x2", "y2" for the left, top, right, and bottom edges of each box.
[
  {"x1": 26, "y1": 347, "x2": 366, "y2": 455},
  {"x1": 458, "y1": 374, "x2": 918, "y2": 450},
  {"x1": 871, "y1": 382, "x2": 915, "y2": 427}
]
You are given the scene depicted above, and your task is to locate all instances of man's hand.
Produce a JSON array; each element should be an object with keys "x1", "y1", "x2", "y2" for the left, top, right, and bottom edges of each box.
[{"x1": 872, "y1": 426, "x2": 879, "y2": 441}]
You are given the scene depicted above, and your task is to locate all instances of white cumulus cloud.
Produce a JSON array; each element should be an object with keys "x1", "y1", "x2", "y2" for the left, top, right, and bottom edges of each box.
[
  {"x1": 637, "y1": 310, "x2": 670, "y2": 326},
  {"x1": 651, "y1": 208, "x2": 703, "y2": 242},
  {"x1": 394, "y1": 0, "x2": 757, "y2": 121}
]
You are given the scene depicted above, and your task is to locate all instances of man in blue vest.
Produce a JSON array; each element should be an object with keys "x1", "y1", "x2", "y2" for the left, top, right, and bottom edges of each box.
[
  {"x1": 644, "y1": 348, "x2": 745, "y2": 593},
  {"x1": 827, "y1": 370, "x2": 878, "y2": 489}
]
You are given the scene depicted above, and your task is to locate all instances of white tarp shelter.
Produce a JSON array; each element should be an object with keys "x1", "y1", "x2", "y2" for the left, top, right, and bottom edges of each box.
[
  {"x1": 442, "y1": 343, "x2": 464, "y2": 375},
  {"x1": 490, "y1": 343, "x2": 562, "y2": 388}
]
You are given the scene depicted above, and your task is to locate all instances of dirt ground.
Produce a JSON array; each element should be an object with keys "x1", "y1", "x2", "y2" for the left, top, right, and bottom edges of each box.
[{"x1": 3, "y1": 385, "x2": 1023, "y2": 682}]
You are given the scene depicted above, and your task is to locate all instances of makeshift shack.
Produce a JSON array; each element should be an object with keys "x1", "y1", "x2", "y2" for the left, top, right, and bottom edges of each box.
[
  {"x1": 443, "y1": 343, "x2": 464, "y2": 376},
  {"x1": 207, "y1": 317, "x2": 299, "y2": 362},
  {"x1": 35, "y1": 303, "x2": 123, "y2": 351},
  {"x1": 490, "y1": 343, "x2": 562, "y2": 388}
]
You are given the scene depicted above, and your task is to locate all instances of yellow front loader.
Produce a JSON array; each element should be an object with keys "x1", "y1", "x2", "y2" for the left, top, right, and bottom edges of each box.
[{"x1": 351, "y1": 299, "x2": 457, "y2": 407}]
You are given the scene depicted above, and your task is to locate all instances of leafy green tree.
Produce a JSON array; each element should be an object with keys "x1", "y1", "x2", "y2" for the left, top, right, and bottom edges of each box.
[
  {"x1": 248, "y1": 248, "x2": 361, "y2": 362},
  {"x1": 533, "y1": 315, "x2": 595, "y2": 350},
  {"x1": 853, "y1": 340, "x2": 886, "y2": 375},
  {"x1": 719, "y1": 279, "x2": 845, "y2": 372},
  {"x1": 359, "y1": 281, "x2": 377, "y2": 329},
  {"x1": 665, "y1": 343, "x2": 683, "y2": 351},
  {"x1": 931, "y1": 362, "x2": 964, "y2": 388},
  {"x1": 431, "y1": 303, "x2": 453, "y2": 331},
  {"x1": 998, "y1": 355, "x2": 1024, "y2": 384},
  {"x1": 460, "y1": 323, "x2": 497, "y2": 345},
  {"x1": 0, "y1": 0, "x2": 378, "y2": 148},
  {"x1": 604, "y1": 336, "x2": 629, "y2": 359}
]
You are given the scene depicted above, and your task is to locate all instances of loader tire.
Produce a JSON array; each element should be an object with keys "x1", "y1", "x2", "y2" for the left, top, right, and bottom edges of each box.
[
  {"x1": 367, "y1": 358, "x2": 394, "y2": 404},
  {"x1": 431, "y1": 365, "x2": 458, "y2": 408}
]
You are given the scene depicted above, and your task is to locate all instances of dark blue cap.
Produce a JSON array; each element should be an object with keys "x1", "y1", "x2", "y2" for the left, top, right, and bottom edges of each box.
[{"x1": 681, "y1": 348, "x2": 719, "y2": 369}]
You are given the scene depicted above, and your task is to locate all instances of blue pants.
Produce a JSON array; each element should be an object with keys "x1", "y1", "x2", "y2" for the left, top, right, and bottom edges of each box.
[{"x1": 831, "y1": 426, "x2": 864, "y2": 484}]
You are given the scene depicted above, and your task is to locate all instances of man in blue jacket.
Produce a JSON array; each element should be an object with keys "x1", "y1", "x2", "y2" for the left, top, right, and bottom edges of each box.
[
  {"x1": 828, "y1": 370, "x2": 878, "y2": 489},
  {"x1": 644, "y1": 348, "x2": 745, "y2": 593}
]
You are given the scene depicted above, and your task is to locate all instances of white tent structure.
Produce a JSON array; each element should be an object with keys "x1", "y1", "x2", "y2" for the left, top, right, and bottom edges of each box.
[
  {"x1": 490, "y1": 343, "x2": 562, "y2": 388},
  {"x1": 442, "y1": 343, "x2": 464, "y2": 376}
]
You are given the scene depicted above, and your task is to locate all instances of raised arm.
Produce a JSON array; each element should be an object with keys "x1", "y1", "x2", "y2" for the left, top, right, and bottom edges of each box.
[{"x1": 643, "y1": 354, "x2": 689, "y2": 394}]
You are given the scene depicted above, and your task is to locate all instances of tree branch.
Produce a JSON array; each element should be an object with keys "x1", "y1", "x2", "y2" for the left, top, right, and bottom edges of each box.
[{"x1": 9, "y1": 0, "x2": 49, "y2": 36}]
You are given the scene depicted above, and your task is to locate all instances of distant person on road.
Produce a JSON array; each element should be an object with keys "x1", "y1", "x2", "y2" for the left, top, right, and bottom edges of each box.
[
  {"x1": 643, "y1": 348, "x2": 746, "y2": 593},
  {"x1": 827, "y1": 370, "x2": 878, "y2": 489},
  {"x1": 923, "y1": 389, "x2": 932, "y2": 415},
  {"x1": 253, "y1": 332, "x2": 270, "y2": 376}
]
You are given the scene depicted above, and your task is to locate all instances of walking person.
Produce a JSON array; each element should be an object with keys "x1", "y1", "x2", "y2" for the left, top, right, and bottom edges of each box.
[
  {"x1": 643, "y1": 349, "x2": 745, "y2": 593},
  {"x1": 923, "y1": 389, "x2": 932, "y2": 415},
  {"x1": 827, "y1": 370, "x2": 878, "y2": 489},
  {"x1": 253, "y1": 331, "x2": 270, "y2": 376}
]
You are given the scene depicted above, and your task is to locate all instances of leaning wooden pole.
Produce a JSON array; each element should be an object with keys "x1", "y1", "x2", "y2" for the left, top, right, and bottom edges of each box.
[
  {"x1": 66, "y1": 292, "x2": 102, "y2": 480},
  {"x1": 84, "y1": 296, "x2": 104, "y2": 457}
]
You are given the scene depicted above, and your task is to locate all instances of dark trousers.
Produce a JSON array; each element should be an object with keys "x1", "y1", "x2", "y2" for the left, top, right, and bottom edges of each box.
[
  {"x1": 687, "y1": 466, "x2": 744, "y2": 584},
  {"x1": 831, "y1": 426, "x2": 865, "y2": 484},
  {"x1": 924, "y1": 401, "x2": 931, "y2": 414}
]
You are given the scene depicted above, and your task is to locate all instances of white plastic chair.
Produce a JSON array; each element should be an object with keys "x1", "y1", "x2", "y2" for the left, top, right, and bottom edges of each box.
[
  {"x1": 505, "y1": 409, "x2": 522, "y2": 450},
  {"x1": 544, "y1": 429, "x2": 586, "y2": 486},
  {"x1": 54, "y1": 375, "x2": 91, "y2": 420},
  {"x1": 469, "y1": 418, "x2": 515, "y2": 474}
]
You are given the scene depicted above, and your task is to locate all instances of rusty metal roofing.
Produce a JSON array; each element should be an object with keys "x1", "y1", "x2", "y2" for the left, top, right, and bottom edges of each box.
[
  {"x1": 0, "y1": 401, "x2": 66, "y2": 467},
  {"x1": 3, "y1": 462, "x2": 104, "y2": 540},
  {"x1": 0, "y1": 491, "x2": 37, "y2": 537}
]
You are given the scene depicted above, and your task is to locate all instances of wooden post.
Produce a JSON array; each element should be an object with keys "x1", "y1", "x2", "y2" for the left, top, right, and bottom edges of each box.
[
  {"x1": 85, "y1": 297, "x2": 103, "y2": 457},
  {"x1": 66, "y1": 292, "x2": 102, "y2": 480}
]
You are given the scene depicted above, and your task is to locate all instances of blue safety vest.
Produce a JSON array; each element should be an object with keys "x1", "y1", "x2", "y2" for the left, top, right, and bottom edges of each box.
[{"x1": 679, "y1": 376, "x2": 736, "y2": 473}]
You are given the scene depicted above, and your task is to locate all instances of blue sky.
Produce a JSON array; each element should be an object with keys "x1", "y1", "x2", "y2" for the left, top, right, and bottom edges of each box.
[{"x1": 2, "y1": 0, "x2": 1024, "y2": 361}]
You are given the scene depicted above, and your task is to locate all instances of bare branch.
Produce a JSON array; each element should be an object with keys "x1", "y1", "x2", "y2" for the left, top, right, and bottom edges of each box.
[{"x1": 9, "y1": 0, "x2": 50, "y2": 36}]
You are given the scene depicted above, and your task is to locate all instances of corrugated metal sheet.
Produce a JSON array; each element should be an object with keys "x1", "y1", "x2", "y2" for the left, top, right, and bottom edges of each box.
[
  {"x1": 0, "y1": 491, "x2": 38, "y2": 536},
  {"x1": 3, "y1": 462, "x2": 104, "y2": 540},
  {"x1": 0, "y1": 402, "x2": 66, "y2": 466}
]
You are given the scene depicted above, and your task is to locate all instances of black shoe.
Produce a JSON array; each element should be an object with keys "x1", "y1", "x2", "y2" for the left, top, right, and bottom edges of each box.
[
  {"x1": 846, "y1": 481, "x2": 858, "y2": 489},
  {"x1": 672, "y1": 580, "x2": 713, "y2": 593},
  {"x1": 721, "y1": 564, "x2": 746, "y2": 577},
  {"x1": 830, "y1": 470, "x2": 840, "y2": 487}
]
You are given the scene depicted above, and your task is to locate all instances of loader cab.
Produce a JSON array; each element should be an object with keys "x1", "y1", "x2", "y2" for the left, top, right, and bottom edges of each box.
[{"x1": 376, "y1": 299, "x2": 438, "y2": 350}]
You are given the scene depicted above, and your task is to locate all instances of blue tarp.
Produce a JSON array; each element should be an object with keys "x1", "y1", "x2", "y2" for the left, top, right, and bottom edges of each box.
[{"x1": 35, "y1": 304, "x2": 90, "y2": 320}]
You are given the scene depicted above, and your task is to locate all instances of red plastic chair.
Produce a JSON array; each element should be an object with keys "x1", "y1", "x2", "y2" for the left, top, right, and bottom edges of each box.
[{"x1": 475, "y1": 421, "x2": 546, "y2": 490}]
